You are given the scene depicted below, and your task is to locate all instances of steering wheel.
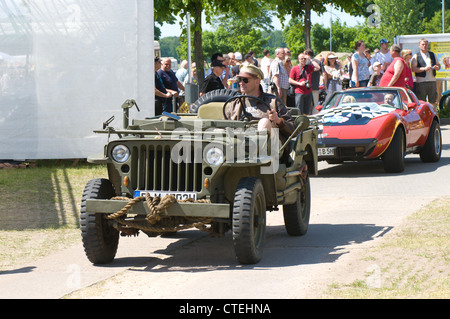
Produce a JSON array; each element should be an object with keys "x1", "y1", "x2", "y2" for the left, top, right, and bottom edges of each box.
[{"x1": 222, "y1": 95, "x2": 272, "y2": 121}]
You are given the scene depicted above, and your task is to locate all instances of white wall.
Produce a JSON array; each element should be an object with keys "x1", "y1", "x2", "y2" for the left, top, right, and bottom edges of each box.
[{"x1": 0, "y1": 0, "x2": 154, "y2": 160}]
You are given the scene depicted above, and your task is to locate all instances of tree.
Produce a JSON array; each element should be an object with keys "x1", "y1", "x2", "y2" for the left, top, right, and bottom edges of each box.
[
  {"x1": 424, "y1": 10, "x2": 450, "y2": 34},
  {"x1": 373, "y1": 0, "x2": 425, "y2": 41},
  {"x1": 156, "y1": 0, "x2": 268, "y2": 88},
  {"x1": 272, "y1": 0, "x2": 365, "y2": 49},
  {"x1": 283, "y1": 17, "x2": 305, "y2": 56}
]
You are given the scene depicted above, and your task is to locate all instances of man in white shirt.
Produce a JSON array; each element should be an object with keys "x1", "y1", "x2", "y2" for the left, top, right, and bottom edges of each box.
[
  {"x1": 260, "y1": 49, "x2": 271, "y2": 92},
  {"x1": 269, "y1": 48, "x2": 289, "y2": 104},
  {"x1": 411, "y1": 38, "x2": 441, "y2": 107},
  {"x1": 374, "y1": 38, "x2": 393, "y2": 73}
]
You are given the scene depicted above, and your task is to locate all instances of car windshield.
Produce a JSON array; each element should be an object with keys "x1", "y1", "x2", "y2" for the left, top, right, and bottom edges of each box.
[{"x1": 323, "y1": 90, "x2": 403, "y2": 110}]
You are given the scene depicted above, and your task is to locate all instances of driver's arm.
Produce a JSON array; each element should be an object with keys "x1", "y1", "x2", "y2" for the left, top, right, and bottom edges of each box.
[{"x1": 273, "y1": 100, "x2": 295, "y2": 137}]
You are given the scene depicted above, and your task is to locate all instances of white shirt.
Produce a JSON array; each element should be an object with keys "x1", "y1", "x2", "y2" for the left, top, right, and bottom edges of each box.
[
  {"x1": 260, "y1": 56, "x2": 271, "y2": 80},
  {"x1": 411, "y1": 51, "x2": 435, "y2": 82},
  {"x1": 374, "y1": 51, "x2": 393, "y2": 73}
]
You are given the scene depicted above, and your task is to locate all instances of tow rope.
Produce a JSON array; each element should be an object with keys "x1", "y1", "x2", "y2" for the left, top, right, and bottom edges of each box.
[{"x1": 106, "y1": 193, "x2": 213, "y2": 236}]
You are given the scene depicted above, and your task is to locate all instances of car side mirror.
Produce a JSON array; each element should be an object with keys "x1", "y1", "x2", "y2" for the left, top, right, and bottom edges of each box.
[
  {"x1": 407, "y1": 102, "x2": 417, "y2": 110},
  {"x1": 316, "y1": 105, "x2": 323, "y2": 112}
]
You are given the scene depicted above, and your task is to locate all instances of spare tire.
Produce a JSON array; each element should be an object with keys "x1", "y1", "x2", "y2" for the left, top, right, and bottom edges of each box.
[{"x1": 190, "y1": 89, "x2": 241, "y2": 113}]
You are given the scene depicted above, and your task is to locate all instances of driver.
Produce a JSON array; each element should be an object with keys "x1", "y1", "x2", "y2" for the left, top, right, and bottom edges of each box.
[
  {"x1": 224, "y1": 64, "x2": 295, "y2": 143},
  {"x1": 384, "y1": 93, "x2": 395, "y2": 106}
]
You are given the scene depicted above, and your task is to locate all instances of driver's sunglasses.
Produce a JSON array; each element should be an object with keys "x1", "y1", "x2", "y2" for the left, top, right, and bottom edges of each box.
[{"x1": 237, "y1": 77, "x2": 251, "y2": 83}]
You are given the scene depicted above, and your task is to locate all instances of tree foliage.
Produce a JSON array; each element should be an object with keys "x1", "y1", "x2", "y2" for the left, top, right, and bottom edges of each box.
[{"x1": 373, "y1": 0, "x2": 425, "y2": 41}]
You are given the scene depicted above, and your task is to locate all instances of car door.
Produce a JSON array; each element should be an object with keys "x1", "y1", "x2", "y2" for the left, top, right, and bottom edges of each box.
[{"x1": 400, "y1": 90, "x2": 424, "y2": 147}]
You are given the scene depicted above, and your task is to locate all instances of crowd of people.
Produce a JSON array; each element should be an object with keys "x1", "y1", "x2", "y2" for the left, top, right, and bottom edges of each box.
[{"x1": 154, "y1": 37, "x2": 441, "y2": 116}]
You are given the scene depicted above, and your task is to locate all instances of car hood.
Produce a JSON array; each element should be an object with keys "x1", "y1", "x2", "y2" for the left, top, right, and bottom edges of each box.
[
  {"x1": 316, "y1": 104, "x2": 394, "y2": 126},
  {"x1": 314, "y1": 104, "x2": 398, "y2": 141}
]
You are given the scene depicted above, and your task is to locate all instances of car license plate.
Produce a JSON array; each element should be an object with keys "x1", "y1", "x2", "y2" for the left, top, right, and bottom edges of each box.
[
  {"x1": 318, "y1": 147, "x2": 336, "y2": 156},
  {"x1": 134, "y1": 190, "x2": 197, "y2": 200}
]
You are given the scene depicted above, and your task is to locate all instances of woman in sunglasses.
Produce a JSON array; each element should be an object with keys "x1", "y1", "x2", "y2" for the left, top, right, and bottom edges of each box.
[{"x1": 224, "y1": 65, "x2": 295, "y2": 143}]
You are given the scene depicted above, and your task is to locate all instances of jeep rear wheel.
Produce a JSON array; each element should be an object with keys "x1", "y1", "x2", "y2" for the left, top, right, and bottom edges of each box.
[
  {"x1": 232, "y1": 177, "x2": 266, "y2": 264},
  {"x1": 80, "y1": 178, "x2": 119, "y2": 264},
  {"x1": 283, "y1": 174, "x2": 311, "y2": 236}
]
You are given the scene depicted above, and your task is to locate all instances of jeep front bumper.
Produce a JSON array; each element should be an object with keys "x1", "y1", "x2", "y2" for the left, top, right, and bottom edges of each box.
[{"x1": 86, "y1": 199, "x2": 230, "y2": 218}]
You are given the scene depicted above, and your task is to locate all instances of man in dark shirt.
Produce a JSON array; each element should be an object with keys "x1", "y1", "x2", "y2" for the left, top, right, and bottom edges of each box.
[
  {"x1": 154, "y1": 57, "x2": 172, "y2": 115},
  {"x1": 157, "y1": 58, "x2": 185, "y2": 112},
  {"x1": 200, "y1": 60, "x2": 226, "y2": 96}
]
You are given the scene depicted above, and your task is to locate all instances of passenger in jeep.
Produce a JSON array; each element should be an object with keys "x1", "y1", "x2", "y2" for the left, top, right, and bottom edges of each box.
[{"x1": 224, "y1": 64, "x2": 295, "y2": 143}]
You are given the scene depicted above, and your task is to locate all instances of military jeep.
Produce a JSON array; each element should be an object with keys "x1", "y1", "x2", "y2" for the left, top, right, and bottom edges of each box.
[{"x1": 81, "y1": 91, "x2": 319, "y2": 265}]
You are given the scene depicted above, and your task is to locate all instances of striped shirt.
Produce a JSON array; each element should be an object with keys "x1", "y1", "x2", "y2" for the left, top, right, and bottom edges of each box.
[{"x1": 270, "y1": 58, "x2": 289, "y2": 89}]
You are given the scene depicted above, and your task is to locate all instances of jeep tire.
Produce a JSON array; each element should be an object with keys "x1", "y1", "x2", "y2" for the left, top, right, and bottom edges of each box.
[
  {"x1": 80, "y1": 178, "x2": 119, "y2": 264},
  {"x1": 232, "y1": 177, "x2": 266, "y2": 264},
  {"x1": 190, "y1": 89, "x2": 240, "y2": 113}
]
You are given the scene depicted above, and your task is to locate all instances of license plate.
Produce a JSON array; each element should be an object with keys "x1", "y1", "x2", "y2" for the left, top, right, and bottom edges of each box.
[
  {"x1": 318, "y1": 147, "x2": 336, "y2": 156},
  {"x1": 134, "y1": 190, "x2": 197, "y2": 200}
]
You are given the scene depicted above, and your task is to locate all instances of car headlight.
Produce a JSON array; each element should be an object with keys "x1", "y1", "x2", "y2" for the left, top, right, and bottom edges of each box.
[
  {"x1": 205, "y1": 146, "x2": 224, "y2": 166},
  {"x1": 111, "y1": 145, "x2": 130, "y2": 163}
]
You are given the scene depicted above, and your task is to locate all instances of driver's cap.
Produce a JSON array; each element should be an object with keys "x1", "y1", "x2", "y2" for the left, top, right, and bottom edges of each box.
[{"x1": 238, "y1": 64, "x2": 264, "y2": 80}]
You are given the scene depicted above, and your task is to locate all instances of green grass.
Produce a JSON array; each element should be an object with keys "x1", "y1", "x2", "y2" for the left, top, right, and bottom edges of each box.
[
  {"x1": 0, "y1": 160, "x2": 107, "y2": 271},
  {"x1": 0, "y1": 160, "x2": 107, "y2": 230},
  {"x1": 325, "y1": 197, "x2": 450, "y2": 299}
]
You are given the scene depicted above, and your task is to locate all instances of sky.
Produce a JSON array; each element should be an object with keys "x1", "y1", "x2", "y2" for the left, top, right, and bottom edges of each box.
[{"x1": 159, "y1": 9, "x2": 366, "y2": 38}]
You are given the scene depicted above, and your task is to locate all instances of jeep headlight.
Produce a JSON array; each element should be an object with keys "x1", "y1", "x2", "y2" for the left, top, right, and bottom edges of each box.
[
  {"x1": 205, "y1": 146, "x2": 224, "y2": 166},
  {"x1": 111, "y1": 145, "x2": 130, "y2": 163}
]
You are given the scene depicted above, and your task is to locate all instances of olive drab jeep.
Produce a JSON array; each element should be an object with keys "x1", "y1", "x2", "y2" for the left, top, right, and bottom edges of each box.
[{"x1": 81, "y1": 90, "x2": 319, "y2": 265}]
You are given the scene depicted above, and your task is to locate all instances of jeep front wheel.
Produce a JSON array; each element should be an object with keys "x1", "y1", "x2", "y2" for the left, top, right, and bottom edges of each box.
[
  {"x1": 232, "y1": 177, "x2": 266, "y2": 264},
  {"x1": 80, "y1": 178, "x2": 119, "y2": 264}
]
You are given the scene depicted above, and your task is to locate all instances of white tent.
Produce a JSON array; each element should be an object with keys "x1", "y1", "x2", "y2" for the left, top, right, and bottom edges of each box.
[{"x1": 0, "y1": 0, "x2": 155, "y2": 160}]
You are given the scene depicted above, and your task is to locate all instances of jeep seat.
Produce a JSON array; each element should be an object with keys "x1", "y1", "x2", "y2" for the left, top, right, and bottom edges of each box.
[{"x1": 197, "y1": 102, "x2": 224, "y2": 120}]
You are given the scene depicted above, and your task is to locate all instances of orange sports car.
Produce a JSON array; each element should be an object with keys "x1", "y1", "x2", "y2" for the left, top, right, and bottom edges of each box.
[{"x1": 314, "y1": 87, "x2": 441, "y2": 173}]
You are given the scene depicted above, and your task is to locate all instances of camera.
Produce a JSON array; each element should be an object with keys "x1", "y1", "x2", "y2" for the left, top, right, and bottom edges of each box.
[{"x1": 305, "y1": 80, "x2": 311, "y2": 89}]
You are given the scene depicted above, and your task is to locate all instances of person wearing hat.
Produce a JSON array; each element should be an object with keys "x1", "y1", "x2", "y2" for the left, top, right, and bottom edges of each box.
[
  {"x1": 224, "y1": 64, "x2": 295, "y2": 143},
  {"x1": 199, "y1": 59, "x2": 226, "y2": 96},
  {"x1": 368, "y1": 61, "x2": 383, "y2": 87},
  {"x1": 323, "y1": 52, "x2": 343, "y2": 95},
  {"x1": 374, "y1": 38, "x2": 393, "y2": 73}
]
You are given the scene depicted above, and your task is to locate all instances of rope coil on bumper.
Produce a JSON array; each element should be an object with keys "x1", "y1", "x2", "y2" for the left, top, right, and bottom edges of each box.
[{"x1": 106, "y1": 193, "x2": 213, "y2": 235}]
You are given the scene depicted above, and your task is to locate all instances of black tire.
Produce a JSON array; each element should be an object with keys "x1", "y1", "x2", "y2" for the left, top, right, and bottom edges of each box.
[
  {"x1": 382, "y1": 128, "x2": 405, "y2": 173},
  {"x1": 80, "y1": 178, "x2": 119, "y2": 264},
  {"x1": 232, "y1": 177, "x2": 266, "y2": 264},
  {"x1": 283, "y1": 174, "x2": 311, "y2": 236},
  {"x1": 420, "y1": 120, "x2": 442, "y2": 162},
  {"x1": 439, "y1": 94, "x2": 450, "y2": 111},
  {"x1": 190, "y1": 89, "x2": 240, "y2": 113}
]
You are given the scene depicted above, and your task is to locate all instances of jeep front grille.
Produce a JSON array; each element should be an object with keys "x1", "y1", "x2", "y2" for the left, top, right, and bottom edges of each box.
[{"x1": 130, "y1": 144, "x2": 203, "y2": 192}]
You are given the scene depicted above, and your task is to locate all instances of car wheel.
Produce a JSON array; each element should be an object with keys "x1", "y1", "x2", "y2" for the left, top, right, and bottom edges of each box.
[
  {"x1": 232, "y1": 177, "x2": 266, "y2": 264},
  {"x1": 283, "y1": 173, "x2": 311, "y2": 236},
  {"x1": 440, "y1": 94, "x2": 450, "y2": 111},
  {"x1": 382, "y1": 128, "x2": 405, "y2": 173},
  {"x1": 80, "y1": 178, "x2": 119, "y2": 264},
  {"x1": 420, "y1": 120, "x2": 442, "y2": 162}
]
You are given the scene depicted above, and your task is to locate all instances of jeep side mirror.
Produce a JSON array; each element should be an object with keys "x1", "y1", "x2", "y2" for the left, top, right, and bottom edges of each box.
[{"x1": 316, "y1": 105, "x2": 323, "y2": 112}]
